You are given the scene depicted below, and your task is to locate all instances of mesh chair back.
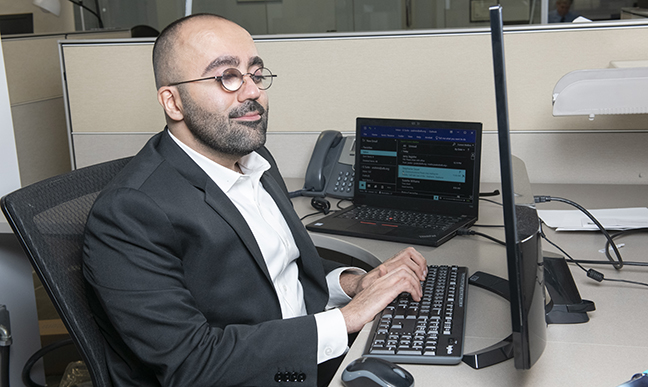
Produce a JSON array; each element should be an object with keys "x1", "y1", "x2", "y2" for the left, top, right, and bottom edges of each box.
[{"x1": 1, "y1": 157, "x2": 132, "y2": 387}]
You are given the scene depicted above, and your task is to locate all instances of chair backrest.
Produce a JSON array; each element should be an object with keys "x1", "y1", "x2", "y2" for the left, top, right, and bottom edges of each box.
[
  {"x1": 1, "y1": 157, "x2": 133, "y2": 387},
  {"x1": 130, "y1": 24, "x2": 159, "y2": 38}
]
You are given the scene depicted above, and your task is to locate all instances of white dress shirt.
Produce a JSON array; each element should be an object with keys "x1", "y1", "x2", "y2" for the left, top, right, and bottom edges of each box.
[{"x1": 169, "y1": 132, "x2": 356, "y2": 363}]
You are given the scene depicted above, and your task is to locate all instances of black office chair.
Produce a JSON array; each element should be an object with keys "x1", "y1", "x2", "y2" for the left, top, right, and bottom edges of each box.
[{"x1": 1, "y1": 157, "x2": 133, "y2": 387}]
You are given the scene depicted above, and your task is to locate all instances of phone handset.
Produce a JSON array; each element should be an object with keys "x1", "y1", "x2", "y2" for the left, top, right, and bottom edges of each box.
[
  {"x1": 301, "y1": 130, "x2": 355, "y2": 199},
  {"x1": 303, "y1": 130, "x2": 343, "y2": 195}
]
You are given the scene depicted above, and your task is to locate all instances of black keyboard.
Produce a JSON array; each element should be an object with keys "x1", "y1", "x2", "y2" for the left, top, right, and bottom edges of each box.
[
  {"x1": 337, "y1": 206, "x2": 462, "y2": 230},
  {"x1": 364, "y1": 265, "x2": 468, "y2": 365}
]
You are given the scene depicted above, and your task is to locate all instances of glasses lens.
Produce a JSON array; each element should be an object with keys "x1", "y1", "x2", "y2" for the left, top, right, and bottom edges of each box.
[
  {"x1": 253, "y1": 68, "x2": 274, "y2": 90},
  {"x1": 219, "y1": 68, "x2": 243, "y2": 91},
  {"x1": 218, "y1": 68, "x2": 274, "y2": 91}
]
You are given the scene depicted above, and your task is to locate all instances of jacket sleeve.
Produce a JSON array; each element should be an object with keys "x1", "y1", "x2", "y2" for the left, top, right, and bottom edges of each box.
[{"x1": 83, "y1": 187, "x2": 321, "y2": 387}]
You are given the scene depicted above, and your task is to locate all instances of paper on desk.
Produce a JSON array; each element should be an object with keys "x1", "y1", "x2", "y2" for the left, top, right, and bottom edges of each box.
[{"x1": 537, "y1": 207, "x2": 648, "y2": 231}]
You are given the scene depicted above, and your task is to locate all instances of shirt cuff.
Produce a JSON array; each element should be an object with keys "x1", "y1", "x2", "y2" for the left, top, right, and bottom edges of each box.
[
  {"x1": 314, "y1": 308, "x2": 349, "y2": 364},
  {"x1": 326, "y1": 267, "x2": 366, "y2": 309}
]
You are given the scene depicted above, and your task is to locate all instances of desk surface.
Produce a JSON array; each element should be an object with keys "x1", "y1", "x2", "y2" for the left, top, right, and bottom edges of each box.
[{"x1": 288, "y1": 181, "x2": 648, "y2": 387}]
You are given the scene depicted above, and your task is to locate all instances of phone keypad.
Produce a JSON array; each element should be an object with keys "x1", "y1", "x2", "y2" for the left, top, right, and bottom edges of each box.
[{"x1": 330, "y1": 169, "x2": 354, "y2": 197}]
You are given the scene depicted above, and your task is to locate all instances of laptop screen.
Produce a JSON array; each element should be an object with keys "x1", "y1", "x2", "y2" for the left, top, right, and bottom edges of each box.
[{"x1": 354, "y1": 117, "x2": 482, "y2": 214}]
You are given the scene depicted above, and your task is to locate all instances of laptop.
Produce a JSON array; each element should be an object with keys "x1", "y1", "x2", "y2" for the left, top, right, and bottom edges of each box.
[{"x1": 305, "y1": 117, "x2": 482, "y2": 247}]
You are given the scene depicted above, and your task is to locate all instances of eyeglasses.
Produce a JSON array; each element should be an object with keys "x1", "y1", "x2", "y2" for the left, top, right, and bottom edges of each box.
[{"x1": 168, "y1": 67, "x2": 277, "y2": 92}]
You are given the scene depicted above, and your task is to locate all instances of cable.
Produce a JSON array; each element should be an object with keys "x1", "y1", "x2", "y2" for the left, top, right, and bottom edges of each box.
[
  {"x1": 288, "y1": 189, "x2": 305, "y2": 198},
  {"x1": 335, "y1": 199, "x2": 352, "y2": 210},
  {"x1": 540, "y1": 223, "x2": 648, "y2": 288},
  {"x1": 534, "y1": 195, "x2": 624, "y2": 270},
  {"x1": 310, "y1": 197, "x2": 331, "y2": 214},
  {"x1": 299, "y1": 198, "x2": 341, "y2": 221},
  {"x1": 0, "y1": 347, "x2": 8, "y2": 387},
  {"x1": 294, "y1": 195, "x2": 353, "y2": 220},
  {"x1": 22, "y1": 338, "x2": 75, "y2": 387},
  {"x1": 604, "y1": 227, "x2": 648, "y2": 264},
  {"x1": 300, "y1": 211, "x2": 326, "y2": 221},
  {"x1": 474, "y1": 199, "x2": 645, "y2": 266},
  {"x1": 479, "y1": 197, "x2": 503, "y2": 206},
  {"x1": 539, "y1": 223, "x2": 587, "y2": 273},
  {"x1": 595, "y1": 277, "x2": 648, "y2": 288},
  {"x1": 456, "y1": 228, "x2": 506, "y2": 246},
  {"x1": 568, "y1": 259, "x2": 648, "y2": 267},
  {"x1": 462, "y1": 193, "x2": 647, "y2": 287},
  {"x1": 68, "y1": 0, "x2": 104, "y2": 28},
  {"x1": 573, "y1": 227, "x2": 648, "y2": 267},
  {"x1": 479, "y1": 189, "x2": 500, "y2": 197},
  {"x1": 461, "y1": 221, "x2": 648, "y2": 287}
]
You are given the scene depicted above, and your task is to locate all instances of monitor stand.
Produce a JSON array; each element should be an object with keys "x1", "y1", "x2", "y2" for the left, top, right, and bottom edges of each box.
[{"x1": 461, "y1": 253, "x2": 595, "y2": 369}]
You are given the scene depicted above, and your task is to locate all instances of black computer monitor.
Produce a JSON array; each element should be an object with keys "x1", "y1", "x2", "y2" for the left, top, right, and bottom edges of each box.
[
  {"x1": 464, "y1": 6, "x2": 592, "y2": 369},
  {"x1": 489, "y1": 5, "x2": 547, "y2": 369}
]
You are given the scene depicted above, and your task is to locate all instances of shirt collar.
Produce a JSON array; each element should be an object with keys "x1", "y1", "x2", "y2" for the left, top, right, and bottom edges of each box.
[{"x1": 168, "y1": 130, "x2": 270, "y2": 193}]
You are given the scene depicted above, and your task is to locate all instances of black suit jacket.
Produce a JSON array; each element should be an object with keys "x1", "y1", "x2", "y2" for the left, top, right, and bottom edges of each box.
[{"x1": 83, "y1": 130, "x2": 343, "y2": 386}]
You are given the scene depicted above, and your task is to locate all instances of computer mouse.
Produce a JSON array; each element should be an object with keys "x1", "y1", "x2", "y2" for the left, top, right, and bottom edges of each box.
[{"x1": 341, "y1": 357, "x2": 414, "y2": 387}]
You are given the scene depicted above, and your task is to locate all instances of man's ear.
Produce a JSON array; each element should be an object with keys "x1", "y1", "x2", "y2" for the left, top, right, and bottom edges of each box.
[{"x1": 157, "y1": 86, "x2": 184, "y2": 122}]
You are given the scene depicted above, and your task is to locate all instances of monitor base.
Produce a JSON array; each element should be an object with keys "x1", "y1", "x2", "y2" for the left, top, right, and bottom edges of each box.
[
  {"x1": 462, "y1": 255, "x2": 594, "y2": 369},
  {"x1": 462, "y1": 271, "x2": 513, "y2": 369}
]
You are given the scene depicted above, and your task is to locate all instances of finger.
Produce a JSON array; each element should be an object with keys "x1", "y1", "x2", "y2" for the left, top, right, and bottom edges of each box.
[
  {"x1": 393, "y1": 247, "x2": 426, "y2": 268},
  {"x1": 404, "y1": 247, "x2": 428, "y2": 271},
  {"x1": 380, "y1": 266, "x2": 423, "y2": 300},
  {"x1": 387, "y1": 247, "x2": 428, "y2": 280}
]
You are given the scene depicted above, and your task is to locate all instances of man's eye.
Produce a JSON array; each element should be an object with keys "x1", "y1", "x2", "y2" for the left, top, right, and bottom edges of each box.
[{"x1": 221, "y1": 73, "x2": 239, "y2": 82}]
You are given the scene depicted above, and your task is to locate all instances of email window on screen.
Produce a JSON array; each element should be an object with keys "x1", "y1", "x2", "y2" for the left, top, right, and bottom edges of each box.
[{"x1": 358, "y1": 125, "x2": 477, "y2": 204}]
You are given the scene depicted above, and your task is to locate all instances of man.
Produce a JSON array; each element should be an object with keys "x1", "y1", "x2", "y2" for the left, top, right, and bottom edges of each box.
[
  {"x1": 83, "y1": 13, "x2": 427, "y2": 387},
  {"x1": 548, "y1": 0, "x2": 579, "y2": 23}
]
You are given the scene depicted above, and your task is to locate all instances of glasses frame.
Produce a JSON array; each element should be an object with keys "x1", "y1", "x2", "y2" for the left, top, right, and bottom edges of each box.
[{"x1": 167, "y1": 67, "x2": 277, "y2": 91}]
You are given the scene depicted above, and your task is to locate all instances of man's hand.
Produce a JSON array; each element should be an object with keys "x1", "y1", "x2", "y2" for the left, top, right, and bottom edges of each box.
[{"x1": 339, "y1": 247, "x2": 428, "y2": 333}]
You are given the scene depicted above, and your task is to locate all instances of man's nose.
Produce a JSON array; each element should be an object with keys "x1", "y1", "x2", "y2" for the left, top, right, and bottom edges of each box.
[{"x1": 237, "y1": 74, "x2": 262, "y2": 101}]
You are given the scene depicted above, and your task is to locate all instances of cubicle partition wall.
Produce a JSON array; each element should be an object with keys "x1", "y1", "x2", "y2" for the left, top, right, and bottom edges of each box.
[
  {"x1": 2, "y1": 30, "x2": 131, "y2": 186},
  {"x1": 60, "y1": 21, "x2": 648, "y2": 185}
]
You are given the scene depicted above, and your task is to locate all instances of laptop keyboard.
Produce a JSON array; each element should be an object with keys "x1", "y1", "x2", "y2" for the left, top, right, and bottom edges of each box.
[
  {"x1": 364, "y1": 265, "x2": 468, "y2": 365},
  {"x1": 337, "y1": 206, "x2": 462, "y2": 229}
]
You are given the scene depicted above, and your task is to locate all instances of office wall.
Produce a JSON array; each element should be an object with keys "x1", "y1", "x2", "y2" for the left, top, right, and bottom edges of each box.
[{"x1": 61, "y1": 20, "x2": 648, "y2": 184}]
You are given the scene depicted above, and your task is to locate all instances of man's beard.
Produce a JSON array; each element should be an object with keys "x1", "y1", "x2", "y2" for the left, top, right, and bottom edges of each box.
[{"x1": 179, "y1": 89, "x2": 268, "y2": 158}]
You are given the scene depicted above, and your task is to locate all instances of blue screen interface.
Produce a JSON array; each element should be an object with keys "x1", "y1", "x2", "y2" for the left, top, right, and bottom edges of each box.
[{"x1": 358, "y1": 124, "x2": 477, "y2": 203}]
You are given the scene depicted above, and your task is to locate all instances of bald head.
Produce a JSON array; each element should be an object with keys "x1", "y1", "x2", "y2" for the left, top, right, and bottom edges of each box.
[
  {"x1": 152, "y1": 14, "x2": 247, "y2": 89},
  {"x1": 152, "y1": 13, "x2": 268, "y2": 167}
]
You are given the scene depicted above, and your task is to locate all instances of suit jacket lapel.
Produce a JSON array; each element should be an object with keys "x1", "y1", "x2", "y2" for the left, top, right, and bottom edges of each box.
[
  {"x1": 202, "y1": 187, "x2": 273, "y2": 282},
  {"x1": 155, "y1": 130, "x2": 273, "y2": 283}
]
